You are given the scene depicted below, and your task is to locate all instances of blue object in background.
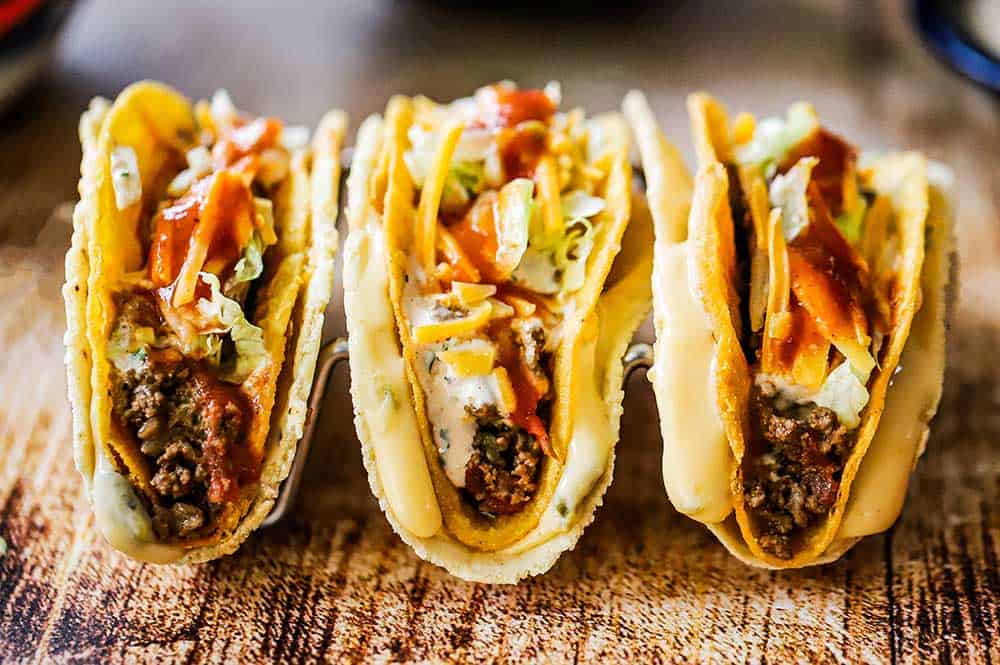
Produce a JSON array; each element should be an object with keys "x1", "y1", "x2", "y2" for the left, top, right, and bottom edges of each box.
[{"x1": 914, "y1": 0, "x2": 1000, "y2": 94}]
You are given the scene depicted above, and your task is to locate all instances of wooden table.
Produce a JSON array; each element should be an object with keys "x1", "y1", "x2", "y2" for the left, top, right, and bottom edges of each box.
[{"x1": 1, "y1": 1, "x2": 997, "y2": 662}]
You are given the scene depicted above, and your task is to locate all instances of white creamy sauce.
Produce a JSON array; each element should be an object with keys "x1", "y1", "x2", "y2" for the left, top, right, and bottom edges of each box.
[
  {"x1": 402, "y1": 260, "x2": 507, "y2": 488},
  {"x1": 90, "y1": 446, "x2": 183, "y2": 564},
  {"x1": 414, "y1": 347, "x2": 500, "y2": 486},
  {"x1": 403, "y1": 292, "x2": 440, "y2": 329},
  {"x1": 650, "y1": 240, "x2": 735, "y2": 524}
]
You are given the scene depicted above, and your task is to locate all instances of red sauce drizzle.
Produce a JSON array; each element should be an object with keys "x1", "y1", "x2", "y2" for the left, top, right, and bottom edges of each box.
[
  {"x1": 188, "y1": 363, "x2": 257, "y2": 503},
  {"x1": 473, "y1": 85, "x2": 556, "y2": 131},
  {"x1": 785, "y1": 184, "x2": 871, "y2": 354},
  {"x1": 148, "y1": 170, "x2": 255, "y2": 288},
  {"x1": 212, "y1": 117, "x2": 283, "y2": 170},
  {"x1": 779, "y1": 127, "x2": 857, "y2": 217}
]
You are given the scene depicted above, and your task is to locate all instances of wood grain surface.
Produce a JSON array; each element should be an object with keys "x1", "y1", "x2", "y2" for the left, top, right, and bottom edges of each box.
[{"x1": 0, "y1": 1, "x2": 998, "y2": 662}]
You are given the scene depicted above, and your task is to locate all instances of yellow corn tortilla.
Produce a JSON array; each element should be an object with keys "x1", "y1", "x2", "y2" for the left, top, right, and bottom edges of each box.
[
  {"x1": 707, "y1": 160, "x2": 954, "y2": 567},
  {"x1": 344, "y1": 98, "x2": 652, "y2": 582},
  {"x1": 63, "y1": 81, "x2": 343, "y2": 563}
]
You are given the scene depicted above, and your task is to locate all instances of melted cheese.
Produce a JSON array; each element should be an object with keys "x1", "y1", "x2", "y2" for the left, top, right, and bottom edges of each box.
[
  {"x1": 90, "y1": 446, "x2": 183, "y2": 564},
  {"x1": 550, "y1": 317, "x2": 611, "y2": 521},
  {"x1": 649, "y1": 241, "x2": 734, "y2": 524},
  {"x1": 837, "y1": 166, "x2": 951, "y2": 538},
  {"x1": 344, "y1": 222, "x2": 443, "y2": 538}
]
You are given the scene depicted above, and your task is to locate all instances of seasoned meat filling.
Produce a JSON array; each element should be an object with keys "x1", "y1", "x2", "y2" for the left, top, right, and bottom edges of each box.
[
  {"x1": 111, "y1": 351, "x2": 247, "y2": 541},
  {"x1": 464, "y1": 405, "x2": 543, "y2": 516},
  {"x1": 744, "y1": 384, "x2": 855, "y2": 559}
]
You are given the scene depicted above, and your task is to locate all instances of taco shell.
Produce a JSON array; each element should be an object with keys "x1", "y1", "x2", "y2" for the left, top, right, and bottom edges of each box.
[
  {"x1": 63, "y1": 81, "x2": 343, "y2": 562},
  {"x1": 344, "y1": 90, "x2": 653, "y2": 583},
  {"x1": 628, "y1": 90, "x2": 952, "y2": 567}
]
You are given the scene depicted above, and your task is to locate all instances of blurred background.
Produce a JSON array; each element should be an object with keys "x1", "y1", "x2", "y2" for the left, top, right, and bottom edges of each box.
[{"x1": 0, "y1": 0, "x2": 996, "y2": 249}]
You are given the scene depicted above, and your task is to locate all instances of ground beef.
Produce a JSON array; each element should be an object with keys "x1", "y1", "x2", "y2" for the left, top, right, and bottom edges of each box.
[
  {"x1": 117, "y1": 291, "x2": 160, "y2": 329},
  {"x1": 111, "y1": 352, "x2": 246, "y2": 541},
  {"x1": 463, "y1": 404, "x2": 542, "y2": 516},
  {"x1": 744, "y1": 385, "x2": 855, "y2": 559}
]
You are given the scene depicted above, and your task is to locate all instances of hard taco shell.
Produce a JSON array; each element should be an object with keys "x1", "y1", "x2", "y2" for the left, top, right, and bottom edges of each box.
[
  {"x1": 63, "y1": 81, "x2": 342, "y2": 562},
  {"x1": 631, "y1": 90, "x2": 950, "y2": 567},
  {"x1": 343, "y1": 101, "x2": 652, "y2": 582}
]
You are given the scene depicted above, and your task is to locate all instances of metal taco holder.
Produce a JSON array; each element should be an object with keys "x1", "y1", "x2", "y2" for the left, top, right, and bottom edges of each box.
[{"x1": 261, "y1": 154, "x2": 656, "y2": 526}]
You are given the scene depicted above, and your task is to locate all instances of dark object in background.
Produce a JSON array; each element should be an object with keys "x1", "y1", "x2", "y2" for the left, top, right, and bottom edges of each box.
[
  {"x1": 914, "y1": 0, "x2": 1000, "y2": 93},
  {"x1": 0, "y1": 0, "x2": 75, "y2": 112}
]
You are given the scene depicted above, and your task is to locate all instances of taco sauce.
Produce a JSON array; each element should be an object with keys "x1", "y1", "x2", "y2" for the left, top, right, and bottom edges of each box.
[
  {"x1": 734, "y1": 123, "x2": 884, "y2": 559},
  {"x1": 107, "y1": 101, "x2": 289, "y2": 543},
  {"x1": 403, "y1": 83, "x2": 602, "y2": 519}
]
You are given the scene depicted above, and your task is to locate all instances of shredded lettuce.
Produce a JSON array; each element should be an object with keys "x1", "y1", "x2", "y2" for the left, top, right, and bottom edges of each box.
[
  {"x1": 769, "y1": 157, "x2": 817, "y2": 242},
  {"x1": 406, "y1": 124, "x2": 489, "y2": 213},
  {"x1": 196, "y1": 272, "x2": 267, "y2": 382},
  {"x1": 186, "y1": 331, "x2": 223, "y2": 366},
  {"x1": 494, "y1": 178, "x2": 533, "y2": 276},
  {"x1": 512, "y1": 217, "x2": 595, "y2": 295},
  {"x1": 735, "y1": 102, "x2": 819, "y2": 177},
  {"x1": 167, "y1": 146, "x2": 213, "y2": 197},
  {"x1": 452, "y1": 161, "x2": 485, "y2": 194},
  {"x1": 811, "y1": 360, "x2": 871, "y2": 429},
  {"x1": 835, "y1": 194, "x2": 867, "y2": 245},
  {"x1": 510, "y1": 188, "x2": 602, "y2": 295},
  {"x1": 555, "y1": 218, "x2": 595, "y2": 293},
  {"x1": 454, "y1": 129, "x2": 492, "y2": 162},
  {"x1": 233, "y1": 232, "x2": 265, "y2": 284},
  {"x1": 440, "y1": 179, "x2": 469, "y2": 212},
  {"x1": 441, "y1": 161, "x2": 487, "y2": 211},
  {"x1": 404, "y1": 125, "x2": 435, "y2": 187},
  {"x1": 510, "y1": 246, "x2": 560, "y2": 294},
  {"x1": 561, "y1": 190, "x2": 605, "y2": 220}
]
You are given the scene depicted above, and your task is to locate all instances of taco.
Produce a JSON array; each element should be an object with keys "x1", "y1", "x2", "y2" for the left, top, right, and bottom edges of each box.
[
  {"x1": 343, "y1": 83, "x2": 653, "y2": 582},
  {"x1": 625, "y1": 90, "x2": 952, "y2": 567},
  {"x1": 63, "y1": 81, "x2": 344, "y2": 563}
]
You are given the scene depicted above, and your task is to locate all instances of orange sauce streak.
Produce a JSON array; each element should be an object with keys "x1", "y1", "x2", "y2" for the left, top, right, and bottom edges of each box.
[
  {"x1": 765, "y1": 297, "x2": 829, "y2": 379},
  {"x1": 212, "y1": 117, "x2": 283, "y2": 169},
  {"x1": 446, "y1": 191, "x2": 504, "y2": 284},
  {"x1": 488, "y1": 317, "x2": 553, "y2": 457},
  {"x1": 188, "y1": 365, "x2": 256, "y2": 503},
  {"x1": 786, "y1": 183, "x2": 870, "y2": 347},
  {"x1": 780, "y1": 127, "x2": 857, "y2": 217},
  {"x1": 148, "y1": 170, "x2": 255, "y2": 289}
]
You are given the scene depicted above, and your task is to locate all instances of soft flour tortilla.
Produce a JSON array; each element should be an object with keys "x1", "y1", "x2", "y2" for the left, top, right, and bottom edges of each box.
[
  {"x1": 631, "y1": 90, "x2": 949, "y2": 567},
  {"x1": 344, "y1": 105, "x2": 653, "y2": 583},
  {"x1": 63, "y1": 81, "x2": 343, "y2": 563}
]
